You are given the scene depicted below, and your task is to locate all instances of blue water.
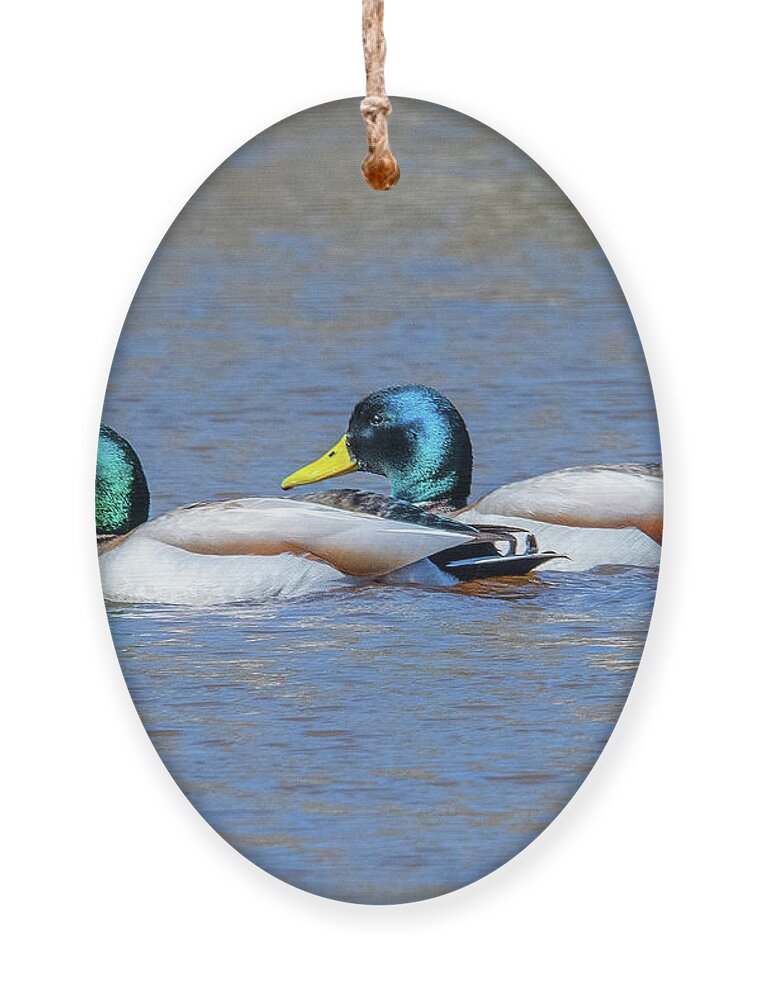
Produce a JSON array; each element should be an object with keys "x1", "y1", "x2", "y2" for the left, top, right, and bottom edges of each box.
[{"x1": 102, "y1": 98, "x2": 660, "y2": 903}]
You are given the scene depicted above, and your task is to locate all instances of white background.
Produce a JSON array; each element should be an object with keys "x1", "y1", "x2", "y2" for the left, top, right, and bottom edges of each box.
[{"x1": 3, "y1": 1, "x2": 755, "y2": 996}]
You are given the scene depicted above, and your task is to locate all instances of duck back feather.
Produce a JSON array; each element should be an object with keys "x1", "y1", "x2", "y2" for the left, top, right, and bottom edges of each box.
[{"x1": 470, "y1": 464, "x2": 663, "y2": 543}]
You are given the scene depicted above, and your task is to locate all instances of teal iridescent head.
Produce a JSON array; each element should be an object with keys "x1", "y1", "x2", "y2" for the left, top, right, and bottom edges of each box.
[
  {"x1": 282, "y1": 385, "x2": 473, "y2": 509},
  {"x1": 96, "y1": 424, "x2": 150, "y2": 536}
]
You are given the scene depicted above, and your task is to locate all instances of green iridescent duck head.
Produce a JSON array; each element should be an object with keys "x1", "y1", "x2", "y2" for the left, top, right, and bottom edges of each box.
[
  {"x1": 96, "y1": 424, "x2": 150, "y2": 536},
  {"x1": 282, "y1": 385, "x2": 473, "y2": 510}
]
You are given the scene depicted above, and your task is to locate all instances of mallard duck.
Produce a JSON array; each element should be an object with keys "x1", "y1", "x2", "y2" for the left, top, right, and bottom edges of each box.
[
  {"x1": 96, "y1": 422, "x2": 557, "y2": 605},
  {"x1": 281, "y1": 385, "x2": 662, "y2": 572}
]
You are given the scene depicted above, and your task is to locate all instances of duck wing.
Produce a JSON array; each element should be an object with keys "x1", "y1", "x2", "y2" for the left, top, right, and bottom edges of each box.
[
  {"x1": 468, "y1": 464, "x2": 663, "y2": 543},
  {"x1": 300, "y1": 489, "x2": 564, "y2": 579},
  {"x1": 129, "y1": 496, "x2": 477, "y2": 578}
]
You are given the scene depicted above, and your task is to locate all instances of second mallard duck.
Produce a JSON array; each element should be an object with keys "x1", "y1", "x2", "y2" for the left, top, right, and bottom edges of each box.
[{"x1": 282, "y1": 384, "x2": 662, "y2": 572}]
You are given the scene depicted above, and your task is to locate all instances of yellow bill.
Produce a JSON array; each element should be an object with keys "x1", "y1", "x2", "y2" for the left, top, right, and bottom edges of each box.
[{"x1": 281, "y1": 435, "x2": 358, "y2": 490}]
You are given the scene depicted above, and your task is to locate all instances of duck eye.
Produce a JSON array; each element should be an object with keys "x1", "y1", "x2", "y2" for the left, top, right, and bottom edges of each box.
[{"x1": 370, "y1": 413, "x2": 385, "y2": 426}]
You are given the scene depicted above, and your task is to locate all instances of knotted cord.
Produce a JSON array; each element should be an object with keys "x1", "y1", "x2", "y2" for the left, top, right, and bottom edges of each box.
[{"x1": 360, "y1": 0, "x2": 400, "y2": 190}]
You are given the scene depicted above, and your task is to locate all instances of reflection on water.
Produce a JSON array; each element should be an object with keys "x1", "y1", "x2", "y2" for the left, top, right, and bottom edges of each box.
[{"x1": 103, "y1": 98, "x2": 659, "y2": 903}]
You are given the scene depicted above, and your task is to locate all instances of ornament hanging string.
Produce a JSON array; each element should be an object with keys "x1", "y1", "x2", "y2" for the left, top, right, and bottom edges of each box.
[{"x1": 360, "y1": 0, "x2": 400, "y2": 190}]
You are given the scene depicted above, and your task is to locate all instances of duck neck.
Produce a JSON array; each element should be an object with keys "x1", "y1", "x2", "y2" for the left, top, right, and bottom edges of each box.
[
  {"x1": 389, "y1": 437, "x2": 472, "y2": 512},
  {"x1": 391, "y1": 472, "x2": 470, "y2": 512}
]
